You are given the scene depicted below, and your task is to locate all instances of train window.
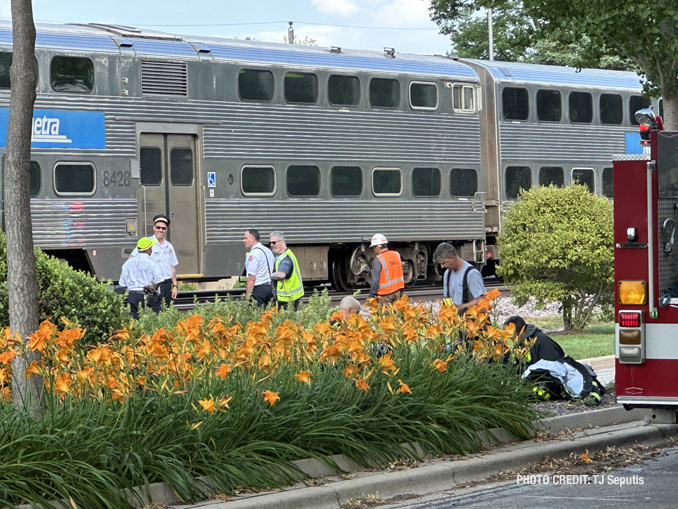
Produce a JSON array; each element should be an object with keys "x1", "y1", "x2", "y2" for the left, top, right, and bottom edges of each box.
[
  {"x1": 410, "y1": 82, "x2": 438, "y2": 110},
  {"x1": 630, "y1": 95, "x2": 652, "y2": 125},
  {"x1": 600, "y1": 94, "x2": 623, "y2": 125},
  {"x1": 241, "y1": 166, "x2": 276, "y2": 196},
  {"x1": 54, "y1": 163, "x2": 95, "y2": 195},
  {"x1": 450, "y1": 169, "x2": 477, "y2": 197},
  {"x1": 50, "y1": 56, "x2": 94, "y2": 93},
  {"x1": 505, "y1": 166, "x2": 531, "y2": 199},
  {"x1": 572, "y1": 168, "x2": 595, "y2": 193},
  {"x1": 284, "y1": 72, "x2": 318, "y2": 104},
  {"x1": 452, "y1": 84, "x2": 475, "y2": 112},
  {"x1": 537, "y1": 90, "x2": 561, "y2": 122},
  {"x1": 539, "y1": 166, "x2": 564, "y2": 187},
  {"x1": 372, "y1": 168, "x2": 402, "y2": 196},
  {"x1": 659, "y1": 99, "x2": 664, "y2": 119},
  {"x1": 170, "y1": 148, "x2": 193, "y2": 186},
  {"x1": 238, "y1": 69, "x2": 274, "y2": 101},
  {"x1": 331, "y1": 166, "x2": 362, "y2": 196},
  {"x1": 569, "y1": 91, "x2": 593, "y2": 123},
  {"x1": 502, "y1": 87, "x2": 528, "y2": 121},
  {"x1": 370, "y1": 78, "x2": 400, "y2": 108},
  {"x1": 412, "y1": 167, "x2": 441, "y2": 196},
  {"x1": 287, "y1": 165, "x2": 320, "y2": 196},
  {"x1": 0, "y1": 52, "x2": 11, "y2": 89},
  {"x1": 29, "y1": 161, "x2": 40, "y2": 196},
  {"x1": 603, "y1": 167, "x2": 613, "y2": 198},
  {"x1": 140, "y1": 147, "x2": 162, "y2": 186},
  {"x1": 328, "y1": 75, "x2": 360, "y2": 106}
]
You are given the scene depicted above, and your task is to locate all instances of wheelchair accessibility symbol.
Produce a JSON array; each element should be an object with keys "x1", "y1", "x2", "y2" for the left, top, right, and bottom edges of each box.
[{"x1": 208, "y1": 172, "x2": 216, "y2": 188}]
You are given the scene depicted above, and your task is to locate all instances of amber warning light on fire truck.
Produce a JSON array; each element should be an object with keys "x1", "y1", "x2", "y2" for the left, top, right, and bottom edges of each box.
[{"x1": 618, "y1": 280, "x2": 647, "y2": 305}]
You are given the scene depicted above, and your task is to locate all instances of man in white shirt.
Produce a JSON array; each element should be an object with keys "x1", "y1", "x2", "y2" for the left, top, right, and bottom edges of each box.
[
  {"x1": 131, "y1": 214, "x2": 179, "y2": 308},
  {"x1": 243, "y1": 228, "x2": 274, "y2": 307},
  {"x1": 120, "y1": 237, "x2": 165, "y2": 319}
]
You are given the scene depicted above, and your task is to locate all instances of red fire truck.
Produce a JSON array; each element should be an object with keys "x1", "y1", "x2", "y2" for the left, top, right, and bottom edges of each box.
[{"x1": 615, "y1": 109, "x2": 678, "y2": 414}]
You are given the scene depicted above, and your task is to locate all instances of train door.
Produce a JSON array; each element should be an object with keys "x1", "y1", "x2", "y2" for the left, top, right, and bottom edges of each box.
[{"x1": 138, "y1": 133, "x2": 201, "y2": 276}]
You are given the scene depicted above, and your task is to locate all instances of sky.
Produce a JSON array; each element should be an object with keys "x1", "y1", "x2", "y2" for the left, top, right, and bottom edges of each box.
[{"x1": 0, "y1": 0, "x2": 453, "y2": 56}]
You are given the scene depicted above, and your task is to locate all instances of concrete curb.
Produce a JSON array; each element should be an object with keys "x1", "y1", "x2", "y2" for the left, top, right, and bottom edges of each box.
[{"x1": 175, "y1": 421, "x2": 678, "y2": 509}]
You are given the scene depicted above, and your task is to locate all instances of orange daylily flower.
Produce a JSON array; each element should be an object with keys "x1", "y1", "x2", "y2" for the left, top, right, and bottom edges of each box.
[
  {"x1": 216, "y1": 363, "x2": 232, "y2": 380},
  {"x1": 217, "y1": 395, "x2": 232, "y2": 409},
  {"x1": 198, "y1": 397, "x2": 217, "y2": 415},
  {"x1": 293, "y1": 370, "x2": 312, "y2": 384},
  {"x1": 0, "y1": 351, "x2": 16, "y2": 364},
  {"x1": 398, "y1": 380, "x2": 412, "y2": 394},
  {"x1": 485, "y1": 288, "x2": 501, "y2": 300},
  {"x1": 355, "y1": 378, "x2": 371, "y2": 392},
  {"x1": 54, "y1": 373, "x2": 73, "y2": 396},
  {"x1": 432, "y1": 358, "x2": 448, "y2": 372},
  {"x1": 25, "y1": 360, "x2": 41, "y2": 378},
  {"x1": 262, "y1": 390, "x2": 280, "y2": 406},
  {"x1": 377, "y1": 351, "x2": 396, "y2": 373}
]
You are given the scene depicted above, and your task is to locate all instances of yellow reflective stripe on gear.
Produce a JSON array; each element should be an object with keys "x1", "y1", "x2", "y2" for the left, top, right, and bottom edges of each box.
[{"x1": 274, "y1": 250, "x2": 304, "y2": 301}]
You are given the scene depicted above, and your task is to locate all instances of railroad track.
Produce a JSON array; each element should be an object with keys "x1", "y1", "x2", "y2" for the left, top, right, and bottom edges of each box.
[{"x1": 173, "y1": 279, "x2": 509, "y2": 312}]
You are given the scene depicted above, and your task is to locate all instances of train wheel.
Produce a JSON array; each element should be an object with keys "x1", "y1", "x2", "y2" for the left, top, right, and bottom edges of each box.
[{"x1": 330, "y1": 257, "x2": 354, "y2": 293}]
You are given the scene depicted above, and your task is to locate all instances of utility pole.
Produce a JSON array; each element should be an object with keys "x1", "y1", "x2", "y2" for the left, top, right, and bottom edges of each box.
[
  {"x1": 488, "y1": 8, "x2": 494, "y2": 61},
  {"x1": 287, "y1": 21, "x2": 295, "y2": 45}
]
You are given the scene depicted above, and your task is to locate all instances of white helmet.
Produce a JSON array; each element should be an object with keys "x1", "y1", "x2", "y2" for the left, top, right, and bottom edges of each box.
[{"x1": 369, "y1": 233, "x2": 388, "y2": 247}]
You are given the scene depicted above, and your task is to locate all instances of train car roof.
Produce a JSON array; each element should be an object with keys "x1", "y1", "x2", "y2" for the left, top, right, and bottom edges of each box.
[
  {"x1": 0, "y1": 21, "x2": 479, "y2": 81},
  {"x1": 464, "y1": 59, "x2": 644, "y2": 90}
]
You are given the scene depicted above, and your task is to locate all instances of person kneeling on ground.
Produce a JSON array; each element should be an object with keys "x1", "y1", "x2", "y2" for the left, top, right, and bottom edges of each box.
[{"x1": 503, "y1": 315, "x2": 565, "y2": 369}]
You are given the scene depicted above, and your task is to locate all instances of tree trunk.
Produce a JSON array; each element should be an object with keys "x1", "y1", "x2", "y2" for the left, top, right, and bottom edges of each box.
[
  {"x1": 7, "y1": 0, "x2": 42, "y2": 418},
  {"x1": 661, "y1": 93, "x2": 678, "y2": 132},
  {"x1": 562, "y1": 298, "x2": 573, "y2": 331}
]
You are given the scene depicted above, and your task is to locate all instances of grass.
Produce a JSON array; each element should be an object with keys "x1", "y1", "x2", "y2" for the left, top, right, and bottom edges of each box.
[{"x1": 550, "y1": 322, "x2": 614, "y2": 360}]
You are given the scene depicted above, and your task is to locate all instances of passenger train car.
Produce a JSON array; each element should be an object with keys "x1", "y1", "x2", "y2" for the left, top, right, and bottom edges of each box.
[{"x1": 0, "y1": 21, "x2": 656, "y2": 288}]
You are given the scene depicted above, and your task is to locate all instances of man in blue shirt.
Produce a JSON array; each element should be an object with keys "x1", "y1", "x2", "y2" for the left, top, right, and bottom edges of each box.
[
  {"x1": 120, "y1": 237, "x2": 164, "y2": 319},
  {"x1": 433, "y1": 242, "x2": 486, "y2": 313}
]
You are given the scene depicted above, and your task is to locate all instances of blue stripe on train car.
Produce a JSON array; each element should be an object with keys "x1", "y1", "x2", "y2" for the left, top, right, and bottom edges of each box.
[{"x1": 625, "y1": 132, "x2": 644, "y2": 154}]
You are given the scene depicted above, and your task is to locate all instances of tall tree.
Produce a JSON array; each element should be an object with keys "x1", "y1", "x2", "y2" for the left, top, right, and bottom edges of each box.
[
  {"x1": 6, "y1": 0, "x2": 42, "y2": 418},
  {"x1": 429, "y1": 0, "x2": 678, "y2": 128},
  {"x1": 441, "y1": 0, "x2": 538, "y2": 61}
]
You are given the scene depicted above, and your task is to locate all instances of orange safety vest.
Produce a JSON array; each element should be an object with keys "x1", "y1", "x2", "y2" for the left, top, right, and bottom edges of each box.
[{"x1": 376, "y1": 250, "x2": 405, "y2": 295}]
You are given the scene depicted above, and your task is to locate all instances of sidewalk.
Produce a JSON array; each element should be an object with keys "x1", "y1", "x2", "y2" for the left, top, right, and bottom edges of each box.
[{"x1": 578, "y1": 355, "x2": 615, "y2": 386}]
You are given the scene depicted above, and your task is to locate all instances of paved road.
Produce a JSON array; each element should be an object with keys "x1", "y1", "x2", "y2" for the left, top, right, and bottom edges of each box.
[{"x1": 379, "y1": 446, "x2": 678, "y2": 509}]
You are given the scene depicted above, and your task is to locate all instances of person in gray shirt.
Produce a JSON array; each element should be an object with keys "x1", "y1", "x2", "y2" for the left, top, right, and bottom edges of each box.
[{"x1": 433, "y1": 242, "x2": 486, "y2": 313}]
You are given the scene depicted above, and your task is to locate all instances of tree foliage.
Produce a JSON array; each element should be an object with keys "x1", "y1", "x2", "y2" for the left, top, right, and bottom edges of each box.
[
  {"x1": 497, "y1": 185, "x2": 614, "y2": 330},
  {"x1": 429, "y1": 0, "x2": 678, "y2": 128}
]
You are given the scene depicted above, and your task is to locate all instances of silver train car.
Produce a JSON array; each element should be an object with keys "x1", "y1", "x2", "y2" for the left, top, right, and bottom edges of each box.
[{"x1": 0, "y1": 22, "x2": 654, "y2": 288}]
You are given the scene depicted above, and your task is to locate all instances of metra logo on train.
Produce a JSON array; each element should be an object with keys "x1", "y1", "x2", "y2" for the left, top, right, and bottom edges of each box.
[{"x1": 31, "y1": 116, "x2": 72, "y2": 144}]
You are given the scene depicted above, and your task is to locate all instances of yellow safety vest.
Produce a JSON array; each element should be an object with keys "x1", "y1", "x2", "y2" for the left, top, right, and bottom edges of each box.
[{"x1": 274, "y1": 249, "x2": 304, "y2": 302}]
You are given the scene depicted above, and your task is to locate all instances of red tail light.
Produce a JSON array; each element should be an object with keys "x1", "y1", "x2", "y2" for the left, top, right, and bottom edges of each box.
[{"x1": 620, "y1": 311, "x2": 641, "y2": 328}]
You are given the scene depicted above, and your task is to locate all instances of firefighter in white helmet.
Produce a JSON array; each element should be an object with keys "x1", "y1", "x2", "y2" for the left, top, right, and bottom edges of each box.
[{"x1": 367, "y1": 233, "x2": 405, "y2": 304}]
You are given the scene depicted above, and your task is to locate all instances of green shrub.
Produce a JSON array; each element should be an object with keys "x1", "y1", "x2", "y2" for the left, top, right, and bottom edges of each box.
[{"x1": 0, "y1": 231, "x2": 127, "y2": 344}]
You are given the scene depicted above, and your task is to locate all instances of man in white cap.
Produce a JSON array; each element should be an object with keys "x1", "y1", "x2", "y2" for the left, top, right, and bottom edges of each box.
[
  {"x1": 243, "y1": 228, "x2": 275, "y2": 307},
  {"x1": 367, "y1": 233, "x2": 405, "y2": 304},
  {"x1": 131, "y1": 214, "x2": 179, "y2": 308},
  {"x1": 120, "y1": 237, "x2": 165, "y2": 319}
]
